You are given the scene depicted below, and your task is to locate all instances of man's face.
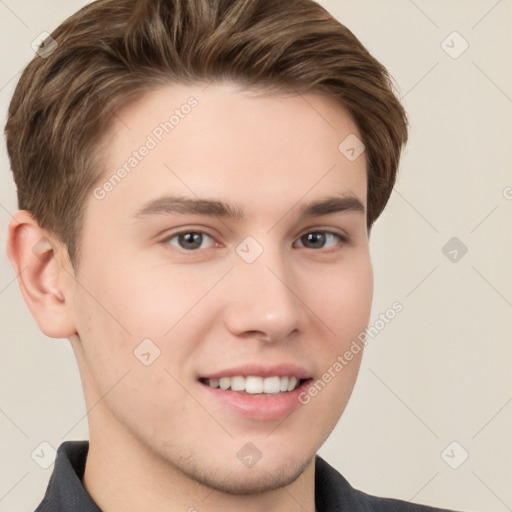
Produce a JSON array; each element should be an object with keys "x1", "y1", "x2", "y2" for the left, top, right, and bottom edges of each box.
[{"x1": 65, "y1": 83, "x2": 372, "y2": 492}]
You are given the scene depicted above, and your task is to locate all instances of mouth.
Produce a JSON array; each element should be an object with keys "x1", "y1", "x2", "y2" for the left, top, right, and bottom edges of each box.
[
  {"x1": 198, "y1": 375, "x2": 310, "y2": 395},
  {"x1": 196, "y1": 366, "x2": 314, "y2": 421}
]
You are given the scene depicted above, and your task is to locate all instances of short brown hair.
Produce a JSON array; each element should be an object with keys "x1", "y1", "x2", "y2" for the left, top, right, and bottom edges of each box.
[{"x1": 5, "y1": 0, "x2": 407, "y2": 270}]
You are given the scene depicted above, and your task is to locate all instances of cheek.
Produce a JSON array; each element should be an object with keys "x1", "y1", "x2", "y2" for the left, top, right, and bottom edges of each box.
[
  {"x1": 73, "y1": 255, "x2": 189, "y2": 339},
  {"x1": 312, "y1": 253, "x2": 373, "y2": 347},
  {"x1": 317, "y1": 255, "x2": 372, "y2": 412},
  {"x1": 71, "y1": 275, "x2": 194, "y2": 433},
  {"x1": 306, "y1": 258, "x2": 371, "y2": 421},
  {"x1": 70, "y1": 254, "x2": 216, "y2": 395}
]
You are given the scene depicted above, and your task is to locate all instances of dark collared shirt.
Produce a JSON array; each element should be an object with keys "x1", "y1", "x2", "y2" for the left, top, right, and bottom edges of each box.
[{"x1": 34, "y1": 441, "x2": 459, "y2": 511}]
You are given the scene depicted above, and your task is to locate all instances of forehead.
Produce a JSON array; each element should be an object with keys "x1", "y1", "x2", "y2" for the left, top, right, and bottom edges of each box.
[{"x1": 89, "y1": 83, "x2": 367, "y2": 225}]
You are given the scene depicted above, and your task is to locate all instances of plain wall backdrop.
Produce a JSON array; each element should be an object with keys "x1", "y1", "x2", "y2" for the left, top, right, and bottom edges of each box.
[{"x1": 1, "y1": 1, "x2": 511, "y2": 511}]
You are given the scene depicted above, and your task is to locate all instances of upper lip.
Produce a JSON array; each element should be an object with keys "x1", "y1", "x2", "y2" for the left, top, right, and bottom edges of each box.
[{"x1": 199, "y1": 363, "x2": 313, "y2": 380}]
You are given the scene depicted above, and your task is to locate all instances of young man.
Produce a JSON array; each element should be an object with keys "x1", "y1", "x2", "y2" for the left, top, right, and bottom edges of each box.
[{"x1": 5, "y1": 0, "x2": 464, "y2": 510}]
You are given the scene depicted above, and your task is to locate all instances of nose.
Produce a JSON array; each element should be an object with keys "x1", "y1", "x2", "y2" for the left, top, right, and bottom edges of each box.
[{"x1": 223, "y1": 246, "x2": 310, "y2": 343}]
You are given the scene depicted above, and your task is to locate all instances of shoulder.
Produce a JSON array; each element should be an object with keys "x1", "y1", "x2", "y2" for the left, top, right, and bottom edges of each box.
[
  {"x1": 315, "y1": 456, "x2": 464, "y2": 512},
  {"x1": 353, "y1": 490, "x2": 459, "y2": 511}
]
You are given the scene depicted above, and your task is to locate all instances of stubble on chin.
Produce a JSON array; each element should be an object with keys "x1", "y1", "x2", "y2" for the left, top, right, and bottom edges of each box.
[{"x1": 168, "y1": 450, "x2": 316, "y2": 496}]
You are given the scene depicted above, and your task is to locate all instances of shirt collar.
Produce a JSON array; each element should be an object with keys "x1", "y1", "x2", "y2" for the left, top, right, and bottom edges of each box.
[{"x1": 35, "y1": 441, "x2": 102, "y2": 512}]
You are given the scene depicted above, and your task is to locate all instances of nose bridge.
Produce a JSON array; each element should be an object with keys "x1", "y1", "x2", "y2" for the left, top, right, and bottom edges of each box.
[{"x1": 225, "y1": 239, "x2": 308, "y2": 340}]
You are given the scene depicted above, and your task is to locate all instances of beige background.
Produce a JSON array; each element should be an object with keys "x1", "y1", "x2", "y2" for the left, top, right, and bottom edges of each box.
[{"x1": 1, "y1": 1, "x2": 511, "y2": 511}]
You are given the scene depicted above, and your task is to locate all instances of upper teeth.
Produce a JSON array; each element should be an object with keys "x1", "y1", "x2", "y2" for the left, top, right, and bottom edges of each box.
[{"x1": 206, "y1": 376, "x2": 299, "y2": 394}]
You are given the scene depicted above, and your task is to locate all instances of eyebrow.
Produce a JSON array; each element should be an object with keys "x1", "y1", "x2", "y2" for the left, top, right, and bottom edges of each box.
[{"x1": 132, "y1": 193, "x2": 365, "y2": 222}]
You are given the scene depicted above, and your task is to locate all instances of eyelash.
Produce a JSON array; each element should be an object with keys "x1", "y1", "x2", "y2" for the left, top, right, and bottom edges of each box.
[{"x1": 161, "y1": 229, "x2": 350, "y2": 253}]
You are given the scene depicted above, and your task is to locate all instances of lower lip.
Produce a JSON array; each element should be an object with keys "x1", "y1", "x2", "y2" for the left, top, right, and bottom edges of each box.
[{"x1": 198, "y1": 380, "x2": 312, "y2": 421}]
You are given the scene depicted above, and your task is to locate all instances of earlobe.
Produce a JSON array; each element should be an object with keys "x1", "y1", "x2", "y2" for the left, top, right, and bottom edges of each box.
[{"x1": 6, "y1": 210, "x2": 77, "y2": 339}]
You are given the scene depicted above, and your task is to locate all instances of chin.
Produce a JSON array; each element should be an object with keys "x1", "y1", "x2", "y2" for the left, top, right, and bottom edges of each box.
[
  {"x1": 197, "y1": 456, "x2": 313, "y2": 495},
  {"x1": 168, "y1": 447, "x2": 315, "y2": 495}
]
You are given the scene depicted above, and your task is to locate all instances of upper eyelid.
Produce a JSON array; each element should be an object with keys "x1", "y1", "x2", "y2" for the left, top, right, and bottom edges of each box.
[
  {"x1": 161, "y1": 229, "x2": 216, "y2": 242},
  {"x1": 295, "y1": 230, "x2": 349, "y2": 247}
]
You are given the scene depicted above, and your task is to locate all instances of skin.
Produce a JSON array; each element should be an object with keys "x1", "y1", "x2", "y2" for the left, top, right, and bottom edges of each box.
[{"x1": 7, "y1": 83, "x2": 372, "y2": 512}]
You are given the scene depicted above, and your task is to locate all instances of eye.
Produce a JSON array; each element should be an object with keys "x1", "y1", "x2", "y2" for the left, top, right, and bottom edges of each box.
[
  {"x1": 163, "y1": 231, "x2": 217, "y2": 251},
  {"x1": 295, "y1": 231, "x2": 348, "y2": 250}
]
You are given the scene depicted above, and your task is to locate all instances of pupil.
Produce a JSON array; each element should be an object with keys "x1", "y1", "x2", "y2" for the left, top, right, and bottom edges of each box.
[{"x1": 180, "y1": 232, "x2": 202, "y2": 250}]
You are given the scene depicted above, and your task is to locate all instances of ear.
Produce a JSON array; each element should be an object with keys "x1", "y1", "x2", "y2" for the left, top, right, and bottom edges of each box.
[{"x1": 6, "y1": 210, "x2": 77, "y2": 339}]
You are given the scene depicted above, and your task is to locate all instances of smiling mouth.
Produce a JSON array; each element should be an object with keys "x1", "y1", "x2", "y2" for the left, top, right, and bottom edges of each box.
[{"x1": 199, "y1": 376, "x2": 310, "y2": 395}]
